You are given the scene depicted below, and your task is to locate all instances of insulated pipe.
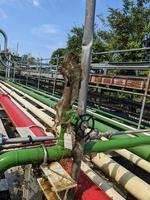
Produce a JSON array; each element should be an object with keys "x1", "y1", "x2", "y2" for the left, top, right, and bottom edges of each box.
[
  {"x1": 5, "y1": 84, "x2": 150, "y2": 173},
  {"x1": 0, "y1": 93, "x2": 47, "y2": 137},
  {"x1": 5, "y1": 82, "x2": 150, "y2": 160},
  {"x1": 0, "y1": 144, "x2": 150, "y2": 200},
  {"x1": 0, "y1": 83, "x2": 59, "y2": 132},
  {"x1": 91, "y1": 153, "x2": 150, "y2": 200},
  {"x1": 1, "y1": 135, "x2": 150, "y2": 173}
]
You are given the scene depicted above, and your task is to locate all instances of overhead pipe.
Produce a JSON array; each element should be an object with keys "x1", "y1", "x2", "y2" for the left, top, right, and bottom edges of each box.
[
  {"x1": 0, "y1": 29, "x2": 8, "y2": 52},
  {"x1": 91, "y1": 153, "x2": 150, "y2": 200},
  {"x1": 5, "y1": 82, "x2": 150, "y2": 161}
]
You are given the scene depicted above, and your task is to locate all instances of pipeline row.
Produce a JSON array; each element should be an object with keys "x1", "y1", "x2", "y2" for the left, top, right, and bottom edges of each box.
[
  {"x1": 5, "y1": 81, "x2": 150, "y2": 160},
  {"x1": 0, "y1": 88, "x2": 113, "y2": 200},
  {"x1": 0, "y1": 81, "x2": 150, "y2": 200}
]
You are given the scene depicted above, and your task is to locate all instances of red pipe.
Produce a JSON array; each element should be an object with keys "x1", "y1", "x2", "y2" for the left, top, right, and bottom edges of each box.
[
  {"x1": 0, "y1": 93, "x2": 111, "y2": 200},
  {"x1": 0, "y1": 93, "x2": 46, "y2": 137},
  {"x1": 61, "y1": 159, "x2": 111, "y2": 200}
]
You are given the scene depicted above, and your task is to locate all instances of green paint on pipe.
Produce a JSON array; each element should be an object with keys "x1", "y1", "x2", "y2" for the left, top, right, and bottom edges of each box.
[
  {"x1": 12, "y1": 81, "x2": 149, "y2": 129},
  {"x1": 7, "y1": 82, "x2": 56, "y2": 108},
  {"x1": 0, "y1": 135, "x2": 150, "y2": 175},
  {"x1": 6, "y1": 81, "x2": 150, "y2": 161}
]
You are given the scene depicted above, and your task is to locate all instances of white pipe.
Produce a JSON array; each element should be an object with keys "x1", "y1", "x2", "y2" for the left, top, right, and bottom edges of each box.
[
  {"x1": 92, "y1": 153, "x2": 150, "y2": 200},
  {"x1": 101, "y1": 136, "x2": 150, "y2": 173},
  {"x1": 1, "y1": 84, "x2": 125, "y2": 199},
  {"x1": 1, "y1": 83, "x2": 150, "y2": 199},
  {"x1": 0, "y1": 83, "x2": 61, "y2": 134},
  {"x1": 81, "y1": 161, "x2": 125, "y2": 200},
  {"x1": 4, "y1": 82, "x2": 56, "y2": 115},
  {"x1": 4, "y1": 82, "x2": 150, "y2": 173}
]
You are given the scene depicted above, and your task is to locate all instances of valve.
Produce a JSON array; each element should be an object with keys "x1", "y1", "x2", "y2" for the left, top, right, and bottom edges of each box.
[{"x1": 75, "y1": 114, "x2": 95, "y2": 139}]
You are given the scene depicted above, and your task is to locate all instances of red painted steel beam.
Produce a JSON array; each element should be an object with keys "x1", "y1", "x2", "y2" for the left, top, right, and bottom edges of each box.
[{"x1": 0, "y1": 93, "x2": 46, "y2": 137}]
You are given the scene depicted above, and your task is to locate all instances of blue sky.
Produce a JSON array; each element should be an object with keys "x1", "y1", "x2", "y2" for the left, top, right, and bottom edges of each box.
[{"x1": 0, "y1": 0, "x2": 123, "y2": 58}]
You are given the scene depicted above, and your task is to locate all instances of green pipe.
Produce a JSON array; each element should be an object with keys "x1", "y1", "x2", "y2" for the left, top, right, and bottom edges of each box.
[
  {"x1": 93, "y1": 108, "x2": 148, "y2": 129},
  {"x1": 0, "y1": 136, "x2": 150, "y2": 175},
  {"x1": 7, "y1": 81, "x2": 56, "y2": 108},
  {"x1": 6, "y1": 81, "x2": 150, "y2": 160},
  {"x1": 10, "y1": 81, "x2": 149, "y2": 129}
]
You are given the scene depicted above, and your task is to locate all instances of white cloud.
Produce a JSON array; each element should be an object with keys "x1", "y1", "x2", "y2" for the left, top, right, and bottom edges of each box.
[
  {"x1": 0, "y1": 9, "x2": 7, "y2": 19},
  {"x1": 32, "y1": 24, "x2": 59, "y2": 35},
  {"x1": 45, "y1": 42, "x2": 65, "y2": 50},
  {"x1": 32, "y1": 0, "x2": 40, "y2": 7}
]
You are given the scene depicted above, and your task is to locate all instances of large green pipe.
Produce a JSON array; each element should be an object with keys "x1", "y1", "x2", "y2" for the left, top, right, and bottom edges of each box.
[
  {"x1": 5, "y1": 81, "x2": 150, "y2": 160},
  {"x1": 1, "y1": 135, "x2": 150, "y2": 175}
]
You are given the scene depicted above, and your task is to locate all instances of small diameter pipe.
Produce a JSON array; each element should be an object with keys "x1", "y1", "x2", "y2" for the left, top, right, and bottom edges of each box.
[
  {"x1": 91, "y1": 153, "x2": 150, "y2": 200},
  {"x1": 0, "y1": 135, "x2": 150, "y2": 175},
  {"x1": 7, "y1": 83, "x2": 150, "y2": 166},
  {"x1": 3, "y1": 136, "x2": 56, "y2": 145}
]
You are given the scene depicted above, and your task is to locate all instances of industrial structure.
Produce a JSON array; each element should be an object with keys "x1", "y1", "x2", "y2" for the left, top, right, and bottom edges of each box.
[{"x1": 0, "y1": 0, "x2": 150, "y2": 200}]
